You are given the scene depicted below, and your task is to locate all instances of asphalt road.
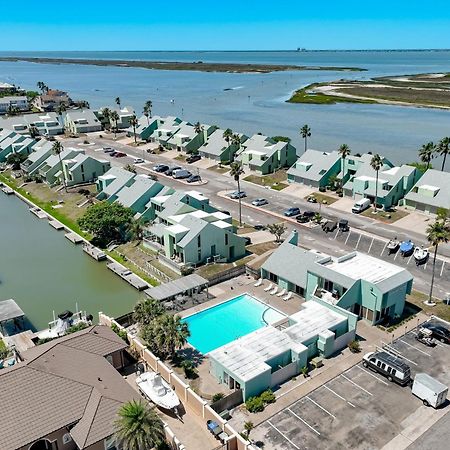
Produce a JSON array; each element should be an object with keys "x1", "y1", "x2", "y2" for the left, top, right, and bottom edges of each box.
[{"x1": 62, "y1": 135, "x2": 450, "y2": 298}]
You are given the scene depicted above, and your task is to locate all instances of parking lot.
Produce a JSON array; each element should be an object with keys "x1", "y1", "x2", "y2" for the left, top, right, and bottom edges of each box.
[{"x1": 252, "y1": 319, "x2": 450, "y2": 450}]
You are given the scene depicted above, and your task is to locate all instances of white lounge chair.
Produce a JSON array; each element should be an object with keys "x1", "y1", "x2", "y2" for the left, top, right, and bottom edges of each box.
[
  {"x1": 264, "y1": 283, "x2": 273, "y2": 292},
  {"x1": 270, "y1": 286, "x2": 278, "y2": 295},
  {"x1": 283, "y1": 292, "x2": 293, "y2": 301},
  {"x1": 277, "y1": 288, "x2": 286, "y2": 297},
  {"x1": 254, "y1": 278, "x2": 263, "y2": 287}
]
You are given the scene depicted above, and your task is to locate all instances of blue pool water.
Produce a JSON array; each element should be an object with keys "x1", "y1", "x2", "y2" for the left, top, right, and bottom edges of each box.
[{"x1": 183, "y1": 294, "x2": 285, "y2": 354}]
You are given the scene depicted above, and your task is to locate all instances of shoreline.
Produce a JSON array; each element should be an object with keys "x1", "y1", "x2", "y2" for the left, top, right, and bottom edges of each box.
[{"x1": 0, "y1": 56, "x2": 365, "y2": 73}]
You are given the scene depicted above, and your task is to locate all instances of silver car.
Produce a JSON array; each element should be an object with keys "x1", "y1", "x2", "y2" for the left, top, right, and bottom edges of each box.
[{"x1": 251, "y1": 198, "x2": 268, "y2": 206}]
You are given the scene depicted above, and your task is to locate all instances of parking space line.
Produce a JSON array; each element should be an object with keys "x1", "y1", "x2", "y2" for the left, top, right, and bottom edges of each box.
[
  {"x1": 440, "y1": 261, "x2": 445, "y2": 277},
  {"x1": 382, "y1": 342, "x2": 418, "y2": 366},
  {"x1": 354, "y1": 234, "x2": 362, "y2": 250},
  {"x1": 267, "y1": 420, "x2": 301, "y2": 450},
  {"x1": 356, "y1": 365, "x2": 389, "y2": 385},
  {"x1": 323, "y1": 385, "x2": 356, "y2": 407},
  {"x1": 380, "y1": 242, "x2": 387, "y2": 256},
  {"x1": 341, "y1": 374, "x2": 373, "y2": 396},
  {"x1": 287, "y1": 408, "x2": 321, "y2": 436},
  {"x1": 407, "y1": 255, "x2": 413, "y2": 265},
  {"x1": 333, "y1": 229, "x2": 339, "y2": 240},
  {"x1": 399, "y1": 339, "x2": 431, "y2": 356},
  {"x1": 344, "y1": 232, "x2": 351, "y2": 245},
  {"x1": 306, "y1": 396, "x2": 336, "y2": 419},
  {"x1": 368, "y1": 237, "x2": 374, "y2": 253}
]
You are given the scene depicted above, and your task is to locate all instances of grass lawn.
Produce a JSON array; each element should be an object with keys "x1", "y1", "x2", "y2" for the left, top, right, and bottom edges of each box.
[
  {"x1": 232, "y1": 219, "x2": 255, "y2": 235},
  {"x1": 247, "y1": 241, "x2": 278, "y2": 255},
  {"x1": 196, "y1": 255, "x2": 253, "y2": 280},
  {"x1": 208, "y1": 164, "x2": 229, "y2": 174},
  {"x1": 406, "y1": 290, "x2": 450, "y2": 323},
  {"x1": 0, "y1": 172, "x2": 93, "y2": 238},
  {"x1": 244, "y1": 170, "x2": 288, "y2": 191},
  {"x1": 361, "y1": 207, "x2": 409, "y2": 224},
  {"x1": 175, "y1": 155, "x2": 187, "y2": 162},
  {"x1": 307, "y1": 192, "x2": 338, "y2": 205}
]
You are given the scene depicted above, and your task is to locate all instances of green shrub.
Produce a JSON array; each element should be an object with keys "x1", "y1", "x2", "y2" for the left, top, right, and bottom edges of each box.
[
  {"x1": 66, "y1": 322, "x2": 89, "y2": 334},
  {"x1": 0, "y1": 340, "x2": 10, "y2": 359},
  {"x1": 260, "y1": 389, "x2": 276, "y2": 404},
  {"x1": 181, "y1": 359, "x2": 196, "y2": 379},
  {"x1": 245, "y1": 396, "x2": 265, "y2": 413},
  {"x1": 212, "y1": 392, "x2": 225, "y2": 403},
  {"x1": 348, "y1": 340, "x2": 361, "y2": 353}
]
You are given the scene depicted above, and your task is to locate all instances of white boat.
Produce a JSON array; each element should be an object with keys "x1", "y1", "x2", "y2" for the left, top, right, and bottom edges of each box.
[
  {"x1": 414, "y1": 246, "x2": 429, "y2": 265},
  {"x1": 136, "y1": 371, "x2": 180, "y2": 410},
  {"x1": 387, "y1": 237, "x2": 400, "y2": 254},
  {"x1": 34, "y1": 309, "x2": 90, "y2": 341}
]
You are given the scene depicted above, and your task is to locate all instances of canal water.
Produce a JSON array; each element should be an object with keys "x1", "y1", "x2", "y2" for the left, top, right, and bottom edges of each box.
[{"x1": 0, "y1": 193, "x2": 143, "y2": 330}]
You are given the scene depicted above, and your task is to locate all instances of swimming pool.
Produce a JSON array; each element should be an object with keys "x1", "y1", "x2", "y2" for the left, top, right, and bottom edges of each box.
[{"x1": 183, "y1": 294, "x2": 285, "y2": 354}]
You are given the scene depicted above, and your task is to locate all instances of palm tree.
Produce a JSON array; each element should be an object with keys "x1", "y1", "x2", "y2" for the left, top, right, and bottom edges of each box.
[
  {"x1": 230, "y1": 161, "x2": 245, "y2": 226},
  {"x1": 133, "y1": 298, "x2": 165, "y2": 326},
  {"x1": 110, "y1": 110, "x2": 120, "y2": 138},
  {"x1": 300, "y1": 124, "x2": 311, "y2": 153},
  {"x1": 129, "y1": 218, "x2": 145, "y2": 244},
  {"x1": 144, "y1": 100, "x2": 152, "y2": 121},
  {"x1": 143, "y1": 106, "x2": 150, "y2": 125},
  {"x1": 28, "y1": 124, "x2": 39, "y2": 139},
  {"x1": 194, "y1": 121, "x2": 204, "y2": 134},
  {"x1": 114, "y1": 399, "x2": 166, "y2": 450},
  {"x1": 370, "y1": 154, "x2": 383, "y2": 213},
  {"x1": 244, "y1": 421, "x2": 254, "y2": 440},
  {"x1": 115, "y1": 96, "x2": 121, "y2": 109},
  {"x1": 102, "y1": 107, "x2": 111, "y2": 129},
  {"x1": 130, "y1": 114, "x2": 139, "y2": 145},
  {"x1": 438, "y1": 137, "x2": 450, "y2": 171},
  {"x1": 124, "y1": 164, "x2": 137, "y2": 174},
  {"x1": 419, "y1": 142, "x2": 435, "y2": 170},
  {"x1": 338, "y1": 144, "x2": 351, "y2": 187},
  {"x1": 426, "y1": 219, "x2": 450, "y2": 306},
  {"x1": 223, "y1": 128, "x2": 233, "y2": 145},
  {"x1": 52, "y1": 141, "x2": 67, "y2": 192},
  {"x1": 56, "y1": 103, "x2": 66, "y2": 116}
]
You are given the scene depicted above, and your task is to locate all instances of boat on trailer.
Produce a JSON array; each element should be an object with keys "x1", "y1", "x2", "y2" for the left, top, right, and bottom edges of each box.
[
  {"x1": 136, "y1": 371, "x2": 180, "y2": 411},
  {"x1": 400, "y1": 240, "x2": 414, "y2": 257},
  {"x1": 414, "y1": 246, "x2": 429, "y2": 265},
  {"x1": 387, "y1": 237, "x2": 400, "y2": 254}
]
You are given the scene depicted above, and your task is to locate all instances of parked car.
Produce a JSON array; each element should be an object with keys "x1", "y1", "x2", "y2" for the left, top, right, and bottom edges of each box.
[
  {"x1": 187, "y1": 174, "x2": 201, "y2": 183},
  {"x1": 164, "y1": 165, "x2": 182, "y2": 176},
  {"x1": 244, "y1": 236, "x2": 252, "y2": 245},
  {"x1": 220, "y1": 210, "x2": 231, "y2": 215},
  {"x1": 284, "y1": 207, "x2": 300, "y2": 217},
  {"x1": 109, "y1": 151, "x2": 117, "y2": 157},
  {"x1": 251, "y1": 198, "x2": 268, "y2": 207},
  {"x1": 103, "y1": 147, "x2": 115, "y2": 153},
  {"x1": 421, "y1": 323, "x2": 450, "y2": 344},
  {"x1": 253, "y1": 224, "x2": 266, "y2": 230},
  {"x1": 307, "y1": 195, "x2": 317, "y2": 203},
  {"x1": 114, "y1": 152, "x2": 126, "y2": 158},
  {"x1": 153, "y1": 163, "x2": 169, "y2": 173},
  {"x1": 362, "y1": 351, "x2": 411, "y2": 385},
  {"x1": 173, "y1": 169, "x2": 192, "y2": 179},
  {"x1": 186, "y1": 154, "x2": 201, "y2": 164},
  {"x1": 134, "y1": 158, "x2": 145, "y2": 164},
  {"x1": 322, "y1": 220, "x2": 337, "y2": 233},
  {"x1": 296, "y1": 211, "x2": 315, "y2": 223},
  {"x1": 338, "y1": 219, "x2": 350, "y2": 232},
  {"x1": 229, "y1": 191, "x2": 246, "y2": 199}
]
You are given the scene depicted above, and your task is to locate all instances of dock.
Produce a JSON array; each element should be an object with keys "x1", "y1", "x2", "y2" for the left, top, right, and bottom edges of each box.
[
  {"x1": 83, "y1": 243, "x2": 107, "y2": 261},
  {"x1": 65, "y1": 232, "x2": 83, "y2": 244},
  {"x1": 107, "y1": 261, "x2": 148, "y2": 291},
  {"x1": 29, "y1": 207, "x2": 47, "y2": 219},
  {"x1": 1, "y1": 186, "x2": 14, "y2": 195},
  {"x1": 49, "y1": 220, "x2": 64, "y2": 230}
]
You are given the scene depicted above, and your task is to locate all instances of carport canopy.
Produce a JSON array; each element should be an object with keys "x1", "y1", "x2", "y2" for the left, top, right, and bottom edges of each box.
[{"x1": 144, "y1": 274, "x2": 209, "y2": 301}]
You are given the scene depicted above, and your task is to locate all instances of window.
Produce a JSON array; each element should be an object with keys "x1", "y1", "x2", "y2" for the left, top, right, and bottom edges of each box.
[
  {"x1": 380, "y1": 363, "x2": 386, "y2": 370},
  {"x1": 225, "y1": 233, "x2": 228, "y2": 245},
  {"x1": 80, "y1": 164, "x2": 84, "y2": 173},
  {"x1": 197, "y1": 235, "x2": 201, "y2": 247},
  {"x1": 198, "y1": 249, "x2": 202, "y2": 261}
]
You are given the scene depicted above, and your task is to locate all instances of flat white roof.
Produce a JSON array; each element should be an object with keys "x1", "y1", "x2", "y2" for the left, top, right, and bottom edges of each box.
[
  {"x1": 185, "y1": 190, "x2": 207, "y2": 201},
  {"x1": 152, "y1": 194, "x2": 172, "y2": 204},
  {"x1": 323, "y1": 252, "x2": 403, "y2": 284},
  {"x1": 420, "y1": 184, "x2": 440, "y2": 191},
  {"x1": 212, "y1": 220, "x2": 232, "y2": 229},
  {"x1": 166, "y1": 224, "x2": 189, "y2": 234}
]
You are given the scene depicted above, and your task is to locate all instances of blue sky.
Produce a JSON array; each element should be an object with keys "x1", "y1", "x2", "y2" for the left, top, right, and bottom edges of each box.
[{"x1": 3, "y1": 0, "x2": 450, "y2": 51}]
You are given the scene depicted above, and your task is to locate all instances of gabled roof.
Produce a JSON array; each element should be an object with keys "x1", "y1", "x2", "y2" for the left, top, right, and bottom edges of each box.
[
  {"x1": 287, "y1": 149, "x2": 340, "y2": 181},
  {"x1": 405, "y1": 169, "x2": 450, "y2": 209},
  {"x1": 114, "y1": 175, "x2": 162, "y2": 208}
]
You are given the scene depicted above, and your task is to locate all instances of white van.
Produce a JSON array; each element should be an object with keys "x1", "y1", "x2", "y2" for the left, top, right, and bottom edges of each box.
[
  {"x1": 352, "y1": 198, "x2": 371, "y2": 214},
  {"x1": 411, "y1": 373, "x2": 448, "y2": 408}
]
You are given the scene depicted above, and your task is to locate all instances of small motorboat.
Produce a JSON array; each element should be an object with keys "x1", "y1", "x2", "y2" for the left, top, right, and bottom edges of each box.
[
  {"x1": 414, "y1": 246, "x2": 429, "y2": 265},
  {"x1": 387, "y1": 237, "x2": 400, "y2": 254},
  {"x1": 399, "y1": 240, "x2": 414, "y2": 257},
  {"x1": 136, "y1": 371, "x2": 180, "y2": 410}
]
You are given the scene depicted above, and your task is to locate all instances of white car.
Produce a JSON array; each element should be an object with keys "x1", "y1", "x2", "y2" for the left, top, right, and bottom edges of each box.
[{"x1": 134, "y1": 158, "x2": 145, "y2": 164}]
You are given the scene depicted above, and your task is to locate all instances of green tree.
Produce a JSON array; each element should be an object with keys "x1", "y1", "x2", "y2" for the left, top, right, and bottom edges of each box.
[
  {"x1": 130, "y1": 114, "x2": 139, "y2": 145},
  {"x1": 338, "y1": 144, "x2": 351, "y2": 186},
  {"x1": 194, "y1": 121, "x2": 204, "y2": 134},
  {"x1": 28, "y1": 124, "x2": 39, "y2": 139},
  {"x1": 77, "y1": 201, "x2": 134, "y2": 246},
  {"x1": 133, "y1": 298, "x2": 165, "y2": 326},
  {"x1": 244, "y1": 421, "x2": 254, "y2": 440},
  {"x1": 143, "y1": 100, "x2": 152, "y2": 124},
  {"x1": 271, "y1": 136, "x2": 291, "y2": 143},
  {"x1": 419, "y1": 142, "x2": 435, "y2": 170},
  {"x1": 230, "y1": 161, "x2": 245, "y2": 226},
  {"x1": 223, "y1": 128, "x2": 233, "y2": 145},
  {"x1": 426, "y1": 219, "x2": 450, "y2": 305},
  {"x1": 114, "y1": 399, "x2": 166, "y2": 450},
  {"x1": 438, "y1": 137, "x2": 450, "y2": 172},
  {"x1": 124, "y1": 164, "x2": 136, "y2": 173},
  {"x1": 267, "y1": 222, "x2": 287, "y2": 243},
  {"x1": 110, "y1": 110, "x2": 120, "y2": 138},
  {"x1": 300, "y1": 124, "x2": 311, "y2": 153},
  {"x1": 52, "y1": 141, "x2": 68, "y2": 192},
  {"x1": 6, "y1": 152, "x2": 27, "y2": 170},
  {"x1": 370, "y1": 154, "x2": 384, "y2": 213},
  {"x1": 141, "y1": 314, "x2": 190, "y2": 359},
  {"x1": 115, "y1": 96, "x2": 121, "y2": 109},
  {"x1": 128, "y1": 218, "x2": 145, "y2": 244},
  {"x1": 102, "y1": 107, "x2": 111, "y2": 128},
  {"x1": 56, "y1": 103, "x2": 66, "y2": 116}
]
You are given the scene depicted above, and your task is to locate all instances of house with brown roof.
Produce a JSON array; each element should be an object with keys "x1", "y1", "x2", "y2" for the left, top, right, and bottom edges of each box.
[
  {"x1": 32, "y1": 90, "x2": 72, "y2": 112},
  {"x1": 0, "y1": 325, "x2": 139, "y2": 450}
]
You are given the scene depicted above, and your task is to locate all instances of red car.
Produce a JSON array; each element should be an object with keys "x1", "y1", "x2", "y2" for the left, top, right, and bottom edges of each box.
[{"x1": 114, "y1": 152, "x2": 126, "y2": 157}]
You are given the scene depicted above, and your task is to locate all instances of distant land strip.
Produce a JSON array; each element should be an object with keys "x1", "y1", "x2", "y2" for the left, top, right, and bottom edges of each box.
[{"x1": 0, "y1": 57, "x2": 365, "y2": 73}]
